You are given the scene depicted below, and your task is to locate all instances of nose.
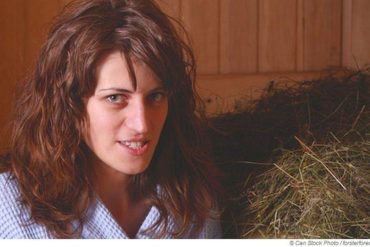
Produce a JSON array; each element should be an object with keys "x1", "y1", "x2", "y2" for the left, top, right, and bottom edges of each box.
[{"x1": 125, "y1": 98, "x2": 149, "y2": 134}]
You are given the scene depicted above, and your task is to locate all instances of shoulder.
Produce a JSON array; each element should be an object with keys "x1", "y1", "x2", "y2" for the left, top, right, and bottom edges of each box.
[
  {"x1": 199, "y1": 192, "x2": 223, "y2": 238},
  {"x1": 0, "y1": 172, "x2": 50, "y2": 238},
  {"x1": 0, "y1": 171, "x2": 21, "y2": 211},
  {"x1": 0, "y1": 171, "x2": 25, "y2": 238},
  {"x1": 196, "y1": 208, "x2": 223, "y2": 239},
  {"x1": 181, "y1": 207, "x2": 222, "y2": 239},
  {"x1": 0, "y1": 172, "x2": 21, "y2": 205}
]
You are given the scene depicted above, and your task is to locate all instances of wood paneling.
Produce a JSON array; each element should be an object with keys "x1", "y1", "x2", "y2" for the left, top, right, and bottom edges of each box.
[
  {"x1": 296, "y1": 0, "x2": 304, "y2": 71},
  {"x1": 58, "y1": 0, "x2": 73, "y2": 10},
  {"x1": 259, "y1": 0, "x2": 297, "y2": 72},
  {"x1": 220, "y1": 0, "x2": 258, "y2": 74},
  {"x1": 303, "y1": 0, "x2": 342, "y2": 70},
  {"x1": 198, "y1": 71, "x2": 325, "y2": 115},
  {"x1": 351, "y1": 0, "x2": 370, "y2": 68},
  {"x1": 155, "y1": 0, "x2": 182, "y2": 37},
  {"x1": 182, "y1": 0, "x2": 219, "y2": 74},
  {"x1": 155, "y1": 0, "x2": 181, "y2": 20},
  {"x1": 342, "y1": 0, "x2": 353, "y2": 68},
  {"x1": 0, "y1": 0, "x2": 25, "y2": 82},
  {"x1": 24, "y1": 0, "x2": 59, "y2": 69},
  {"x1": 0, "y1": 0, "x2": 25, "y2": 151}
]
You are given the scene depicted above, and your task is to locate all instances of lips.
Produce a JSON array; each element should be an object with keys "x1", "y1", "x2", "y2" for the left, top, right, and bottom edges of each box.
[
  {"x1": 120, "y1": 141, "x2": 146, "y2": 149},
  {"x1": 118, "y1": 140, "x2": 149, "y2": 156}
]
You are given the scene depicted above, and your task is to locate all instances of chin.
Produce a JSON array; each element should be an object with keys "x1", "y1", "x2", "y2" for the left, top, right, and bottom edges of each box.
[
  {"x1": 125, "y1": 168, "x2": 149, "y2": 175},
  {"x1": 115, "y1": 162, "x2": 150, "y2": 175}
]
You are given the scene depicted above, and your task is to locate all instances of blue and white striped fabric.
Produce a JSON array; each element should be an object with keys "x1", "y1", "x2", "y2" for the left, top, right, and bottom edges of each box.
[{"x1": 0, "y1": 172, "x2": 222, "y2": 239}]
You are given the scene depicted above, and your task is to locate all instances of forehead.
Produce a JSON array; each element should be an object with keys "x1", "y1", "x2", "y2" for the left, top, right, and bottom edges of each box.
[{"x1": 94, "y1": 51, "x2": 162, "y2": 91}]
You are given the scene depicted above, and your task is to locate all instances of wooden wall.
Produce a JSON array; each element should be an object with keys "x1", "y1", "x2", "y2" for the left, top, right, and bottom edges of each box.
[
  {"x1": 1, "y1": 0, "x2": 370, "y2": 150},
  {"x1": 156, "y1": 0, "x2": 370, "y2": 113}
]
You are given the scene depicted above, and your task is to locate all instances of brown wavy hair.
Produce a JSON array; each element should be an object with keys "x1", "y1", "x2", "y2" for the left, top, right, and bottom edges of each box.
[{"x1": 3, "y1": 0, "x2": 221, "y2": 238}]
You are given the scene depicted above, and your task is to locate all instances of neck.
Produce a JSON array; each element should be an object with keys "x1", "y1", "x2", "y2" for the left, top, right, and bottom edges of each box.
[
  {"x1": 93, "y1": 160, "x2": 132, "y2": 202},
  {"x1": 91, "y1": 160, "x2": 150, "y2": 238}
]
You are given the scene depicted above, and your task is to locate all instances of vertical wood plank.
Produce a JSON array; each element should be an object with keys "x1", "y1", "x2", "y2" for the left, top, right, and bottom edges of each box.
[
  {"x1": 155, "y1": 0, "x2": 181, "y2": 20},
  {"x1": 58, "y1": 0, "x2": 73, "y2": 10},
  {"x1": 24, "y1": 0, "x2": 60, "y2": 71},
  {"x1": 155, "y1": 0, "x2": 183, "y2": 38},
  {"x1": 351, "y1": 0, "x2": 370, "y2": 68},
  {"x1": 342, "y1": 0, "x2": 353, "y2": 68},
  {"x1": 296, "y1": 0, "x2": 304, "y2": 71},
  {"x1": 0, "y1": 0, "x2": 25, "y2": 80},
  {"x1": 220, "y1": 0, "x2": 258, "y2": 74},
  {"x1": 0, "y1": 0, "x2": 25, "y2": 150},
  {"x1": 182, "y1": 0, "x2": 219, "y2": 75},
  {"x1": 303, "y1": 0, "x2": 342, "y2": 70},
  {"x1": 58, "y1": 0, "x2": 73, "y2": 9},
  {"x1": 259, "y1": 0, "x2": 297, "y2": 72}
]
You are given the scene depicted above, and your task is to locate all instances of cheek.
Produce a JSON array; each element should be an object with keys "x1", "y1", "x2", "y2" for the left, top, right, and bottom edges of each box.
[
  {"x1": 90, "y1": 113, "x2": 120, "y2": 135},
  {"x1": 149, "y1": 105, "x2": 168, "y2": 138},
  {"x1": 158, "y1": 103, "x2": 169, "y2": 128},
  {"x1": 85, "y1": 104, "x2": 118, "y2": 143}
]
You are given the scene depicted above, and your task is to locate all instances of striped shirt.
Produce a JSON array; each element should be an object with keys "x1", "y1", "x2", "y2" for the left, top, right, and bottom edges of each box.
[{"x1": 0, "y1": 172, "x2": 222, "y2": 239}]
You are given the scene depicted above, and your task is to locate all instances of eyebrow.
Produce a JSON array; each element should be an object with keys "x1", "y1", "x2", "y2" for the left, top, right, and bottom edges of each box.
[
  {"x1": 98, "y1": 86, "x2": 166, "y2": 94},
  {"x1": 98, "y1": 88, "x2": 132, "y2": 93}
]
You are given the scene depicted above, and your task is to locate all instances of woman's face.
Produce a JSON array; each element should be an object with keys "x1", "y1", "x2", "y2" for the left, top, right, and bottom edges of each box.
[{"x1": 85, "y1": 51, "x2": 168, "y2": 179}]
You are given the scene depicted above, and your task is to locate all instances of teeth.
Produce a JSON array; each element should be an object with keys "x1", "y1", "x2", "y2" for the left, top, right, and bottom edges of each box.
[{"x1": 121, "y1": 141, "x2": 145, "y2": 149}]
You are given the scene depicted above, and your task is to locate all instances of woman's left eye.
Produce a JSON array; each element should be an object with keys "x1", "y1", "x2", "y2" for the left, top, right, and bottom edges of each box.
[{"x1": 149, "y1": 92, "x2": 166, "y2": 103}]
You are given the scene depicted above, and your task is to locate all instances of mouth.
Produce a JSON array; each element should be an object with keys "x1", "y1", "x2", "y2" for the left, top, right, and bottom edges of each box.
[
  {"x1": 118, "y1": 140, "x2": 149, "y2": 155},
  {"x1": 119, "y1": 140, "x2": 148, "y2": 150}
]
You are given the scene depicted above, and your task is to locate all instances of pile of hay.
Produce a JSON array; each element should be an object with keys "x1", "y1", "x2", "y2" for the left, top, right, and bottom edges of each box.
[
  {"x1": 209, "y1": 68, "x2": 370, "y2": 238},
  {"x1": 240, "y1": 132, "x2": 370, "y2": 238}
]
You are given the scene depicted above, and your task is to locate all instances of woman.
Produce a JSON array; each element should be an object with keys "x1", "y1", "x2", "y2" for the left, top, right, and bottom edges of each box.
[{"x1": 0, "y1": 0, "x2": 222, "y2": 238}]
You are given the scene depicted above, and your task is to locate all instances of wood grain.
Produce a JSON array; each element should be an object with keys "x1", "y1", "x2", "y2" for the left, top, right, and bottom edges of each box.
[
  {"x1": 198, "y1": 71, "x2": 325, "y2": 115},
  {"x1": 296, "y1": 0, "x2": 304, "y2": 71},
  {"x1": 303, "y1": 0, "x2": 342, "y2": 70},
  {"x1": 182, "y1": 0, "x2": 220, "y2": 74},
  {"x1": 0, "y1": 0, "x2": 25, "y2": 150},
  {"x1": 58, "y1": 0, "x2": 73, "y2": 10},
  {"x1": 259, "y1": 0, "x2": 297, "y2": 72},
  {"x1": 24, "y1": 0, "x2": 59, "y2": 71},
  {"x1": 155, "y1": 0, "x2": 181, "y2": 20},
  {"x1": 342, "y1": 0, "x2": 353, "y2": 68},
  {"x1": 220, "y1": 0, "x2": 258, "y2": 74},
  {"x1": 351, "y1": 0, "x2": 370, "y2": 68}
]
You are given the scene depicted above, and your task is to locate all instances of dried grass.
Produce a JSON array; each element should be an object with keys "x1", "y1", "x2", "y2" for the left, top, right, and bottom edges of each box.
[
  {"x1": 239, "y1": 131, "x2": 370, "y2": 238},
  {"x1": 209, "y1": 68, "x2": 370, "y2": 238}
]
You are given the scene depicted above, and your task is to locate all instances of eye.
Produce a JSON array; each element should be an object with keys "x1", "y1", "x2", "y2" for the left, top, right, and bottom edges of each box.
[
  {"x1": 149, "y1": 92, "x2": 167, "y2": 103},
  {"x1": 106, "y1": 94, "x2": 125, "y2": 104}
]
